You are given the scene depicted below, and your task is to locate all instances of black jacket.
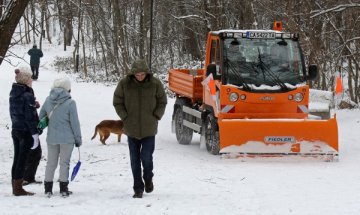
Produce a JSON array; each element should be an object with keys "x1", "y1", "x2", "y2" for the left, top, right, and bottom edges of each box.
[
  {"x1": 28, "y1": 48, "x2": 43, "y2": 66},
  {"x1": 9, "y1": 83, "x2": 39, "y2": 135}
]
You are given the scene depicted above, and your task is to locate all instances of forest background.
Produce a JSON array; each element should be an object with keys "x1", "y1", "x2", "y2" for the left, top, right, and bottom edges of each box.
[{"x1": 0, "y1": 0, "x2": 359, "y2": 106}]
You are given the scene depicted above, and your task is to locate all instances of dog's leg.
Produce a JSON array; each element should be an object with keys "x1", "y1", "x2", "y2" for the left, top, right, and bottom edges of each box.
[
  {"x1": 100, "y1": 136, "x2": 106, "y2": 145},
  {"x1": 102, "y1": 132, "x2": 110, "y2": 145},
  {"x1": 117, "y1": 134, "x2": 122, "y2": 142},
  {"x1": 99, "y1": 131, "x2": 106, "y2": 145}
]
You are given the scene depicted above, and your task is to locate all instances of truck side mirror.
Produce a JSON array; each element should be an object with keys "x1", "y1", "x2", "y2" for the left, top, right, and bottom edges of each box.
[
  {"x1": 307, "y1": 64, "x2": 318, "y2": 80},
  {"x1": 206, "y1": 64, "x2": 220, "y2": 80}
]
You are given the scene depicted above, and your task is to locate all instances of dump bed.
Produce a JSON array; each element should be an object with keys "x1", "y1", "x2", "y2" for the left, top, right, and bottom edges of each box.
[{"x1": 168, "y1": 69, "x2": 204, "y2": 103}]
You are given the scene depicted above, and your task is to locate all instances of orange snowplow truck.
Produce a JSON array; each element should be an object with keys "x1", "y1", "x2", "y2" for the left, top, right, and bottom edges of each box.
[{"x1": 169, "y1": 23, "x2": 338, "y2": 161}]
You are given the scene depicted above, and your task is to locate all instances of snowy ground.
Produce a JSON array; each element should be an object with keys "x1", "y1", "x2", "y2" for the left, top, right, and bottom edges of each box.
[{"x1": 1, "y1": 44, "x2": 360, "y2": 215}]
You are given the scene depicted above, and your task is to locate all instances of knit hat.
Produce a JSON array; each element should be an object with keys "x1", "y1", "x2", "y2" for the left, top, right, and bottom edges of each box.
[
  {"x1": 52, "y1": 77, "x2": 71, "y2": 91},
  {"x1": 130, "y1": 59, "x2": 149, "y2": 74},
  {"x1": 15, "y1": 67, "x2": 32, "y2": 86}
]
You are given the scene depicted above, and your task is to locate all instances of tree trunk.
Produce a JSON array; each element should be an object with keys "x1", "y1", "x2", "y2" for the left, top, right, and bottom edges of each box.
[
  {"x1": 24, "y1": 8, "x2": 30, "y2": 44},
  {"x1": 0, "y1": 0, "x2": 31, "y2": 65},
  {"x1": 178, "y1": 3, "x2": 202, "y2": 60},
  {"x1": 138, "y1": 1, "x2": 145, "y2": 59},
  {"x1": 39, "y1": 0, "x2": 46, "y2": 49},
  {"x1": 44, "y1": 0, "x2": 52, "y2": 44},
  {"x1": 117, "y1": 1, "x2": 130, "y2": 76},
  {"x1": 31, "y1": 0, "x2": 36, "y2": 44},
  {"x1": 348, "y1": 57, "x2": 354, "y2": 102},
  {"x1": 0, "y1": 0, "x2": 3, "y2": 17},
  {"x1": 111, "y1": 0, "x2": 120, "y2": 75},
  {"x1": 355, "y1": 62, "x2": 359, "y2": 103},
  {"x1": 81, "y1": 26, "x2": 87, "y2": 77}
]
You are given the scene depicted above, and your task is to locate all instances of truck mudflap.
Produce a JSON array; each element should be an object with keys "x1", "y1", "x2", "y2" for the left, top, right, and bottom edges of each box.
[{"x1": 218, "y1": 117, "x2": 338, "y2": 161}]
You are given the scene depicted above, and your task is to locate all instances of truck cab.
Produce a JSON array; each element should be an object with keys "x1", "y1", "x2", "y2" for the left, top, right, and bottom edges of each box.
[
  {"x1": 203, "y1": 30, "x2": 317, "y2": 119},
  {"x1": 209, "y1": 30, "x2": 307, "y2": 86}
]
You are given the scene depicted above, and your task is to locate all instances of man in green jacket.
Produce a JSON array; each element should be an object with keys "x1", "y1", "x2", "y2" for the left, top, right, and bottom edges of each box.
[{"x1": 113, "y1": 59, "x2": 167, "y2": 198}]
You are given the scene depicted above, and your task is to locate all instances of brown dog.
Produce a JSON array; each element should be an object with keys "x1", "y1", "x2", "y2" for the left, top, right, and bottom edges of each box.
[{"x1": 91, "y1": 120, "x2": 124, "y2": 145}]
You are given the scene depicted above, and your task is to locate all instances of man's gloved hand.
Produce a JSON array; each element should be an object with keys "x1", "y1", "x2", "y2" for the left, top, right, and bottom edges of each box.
[
  {"x1": 31, "y1": 134, "x2": 40, "y2": 150},
  {"x1": 75, "y1": 142, "x2": 81, "y2": 148},
  {"x1": 38, "y1": 128, "x2": 43, "y2": 135}
]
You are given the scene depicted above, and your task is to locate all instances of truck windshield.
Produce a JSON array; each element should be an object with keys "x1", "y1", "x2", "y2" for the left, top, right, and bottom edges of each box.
[{"x1": 223, "y1": 38, "x2": 304, "y2": 87}]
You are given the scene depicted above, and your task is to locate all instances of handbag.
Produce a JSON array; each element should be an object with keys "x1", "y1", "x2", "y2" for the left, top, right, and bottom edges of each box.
[
  {"x1": 37, "y1": 102, "x2": 61, "y2": 130},
  {"x1": 37, "y1": 116, "x2": 49, "y2": 130}
]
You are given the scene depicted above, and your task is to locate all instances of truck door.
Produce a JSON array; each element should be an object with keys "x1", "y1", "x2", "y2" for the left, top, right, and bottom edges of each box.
[{"x1": 208, "y1": 38, "x2": 221, "y2": 78}]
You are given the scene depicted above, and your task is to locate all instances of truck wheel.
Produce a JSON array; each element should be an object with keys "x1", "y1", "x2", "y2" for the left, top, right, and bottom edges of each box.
[
  {"x1": 174, "y1": 106, "x2": 193, "y2": 145},
  {"x1": 205, "y1": 114, "x2": 220, "y2": 155}
]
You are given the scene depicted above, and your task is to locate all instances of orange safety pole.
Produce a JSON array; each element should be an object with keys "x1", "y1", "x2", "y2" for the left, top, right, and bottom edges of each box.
[{"x1": 335, "y1": 75, "x2": 343, "y2": 95}]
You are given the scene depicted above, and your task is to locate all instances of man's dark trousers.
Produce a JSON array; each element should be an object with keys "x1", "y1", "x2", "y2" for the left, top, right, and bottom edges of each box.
[{"x1": 128, "y1": 136, "x2": 155, "y2": 192}]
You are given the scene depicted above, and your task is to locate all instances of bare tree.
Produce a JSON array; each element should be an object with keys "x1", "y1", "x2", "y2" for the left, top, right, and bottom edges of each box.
[
  {"x1": 0, "y1": 0, "x2": 31, "y2": 65},
  {"x1": 3, "y1": 0, "x2": 358, "y2": 105},
  {"x1": 0, "y1": 0, "x2": 3, "y2": 17}
]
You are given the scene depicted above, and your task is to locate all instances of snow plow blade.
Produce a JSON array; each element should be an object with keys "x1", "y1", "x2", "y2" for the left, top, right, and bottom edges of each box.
[{"x1": 218, "y1": 117, "x2": 338, "y2": 161}]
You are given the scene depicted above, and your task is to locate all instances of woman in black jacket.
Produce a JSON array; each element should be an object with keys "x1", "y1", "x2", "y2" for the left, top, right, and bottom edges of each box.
[{"x1": 9, "y1": 68, "x2": 40, "y2": 196}]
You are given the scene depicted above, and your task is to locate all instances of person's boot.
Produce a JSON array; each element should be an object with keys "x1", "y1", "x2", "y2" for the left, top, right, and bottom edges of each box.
[
  {"x1": 23, "y1": 180, "x2": 43, "y2": 186},
  {"x1": 132, "y1": 190, "x2": 143, "y2": 198},
  {"x1": 59, "y1": 181, "x2": 72, "y2": 197},
  {"x1": 145, "y1": 180, "x2": 154, "y2": 193},
  {"x1": 44, "y1": 181, "x2": 53, "y2": 197},
  {"x1": 11, "y1": 179, "x2": 14, "y2": 195},
  {"x1": 13, "y1": 179, "x2": 35, "y2": 196}
]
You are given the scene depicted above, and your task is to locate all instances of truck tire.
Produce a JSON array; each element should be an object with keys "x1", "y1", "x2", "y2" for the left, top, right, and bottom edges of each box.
[
  {"x1": 205, "y1": 113, "x2": 220, "y2": 155},
  {"x1": 174, "y1": 105, "x2": 193, "y2": 145}
]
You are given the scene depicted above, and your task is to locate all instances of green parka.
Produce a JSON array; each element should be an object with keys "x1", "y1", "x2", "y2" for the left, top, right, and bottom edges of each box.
[{"x1": 113, "y1": 73, "x2": 167, "y2": 139}]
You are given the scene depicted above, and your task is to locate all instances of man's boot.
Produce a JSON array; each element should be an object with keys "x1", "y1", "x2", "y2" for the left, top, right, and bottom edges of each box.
[
  {"x1": 145, "y1": 180, "x2": 154, "y2": 193},
  {"x1": 59, "y1": 181, "x2": 72, "y2": 197},
  {"x1": 13, "y1": 179, "x2": 34, "y2": 196},
  {"x1": 44, "y1": 181, "x2": 53, "y2": 197},
  {"x1": 11, "y1": 179, "x2": 14, "y2": 195},
  {"x1": 133, "y1": 190, "x2": 143, "y2": 198}
]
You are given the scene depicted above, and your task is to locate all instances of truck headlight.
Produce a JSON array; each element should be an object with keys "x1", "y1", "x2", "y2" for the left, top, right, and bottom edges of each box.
[
  {"x1": 229, "y1": 92, "x2": 239, "y2": 102},
  {"x1": 294, "y1": 93, "x2": 304, "y2": 102}
]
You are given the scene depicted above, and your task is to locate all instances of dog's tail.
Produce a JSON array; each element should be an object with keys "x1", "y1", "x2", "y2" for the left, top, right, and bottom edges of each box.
[{"x1": 91, "y1": 125, "x2": 98, "y2": 140}]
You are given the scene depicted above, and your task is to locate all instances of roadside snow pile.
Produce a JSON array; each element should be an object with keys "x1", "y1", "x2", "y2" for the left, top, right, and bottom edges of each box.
[
  {"x1": 309, "y1": 89, "x2": 334, "y2": 107},
  {"x1": 309, "y1": 89, "x2": 334, "y2": 112}
]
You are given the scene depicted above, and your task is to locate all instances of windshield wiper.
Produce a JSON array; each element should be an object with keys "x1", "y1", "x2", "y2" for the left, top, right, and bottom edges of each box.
[
  {"x1": 225, "y1": 59, "x2": 252, "y2": 91},
  {"x1": 256, "y1": 48, "x2": 289, "y2": 91}
]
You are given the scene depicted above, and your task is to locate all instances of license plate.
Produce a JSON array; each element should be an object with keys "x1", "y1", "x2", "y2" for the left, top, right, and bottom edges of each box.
[{"x1": 246, "y1": 31, "x2": 275, "y2": 39}]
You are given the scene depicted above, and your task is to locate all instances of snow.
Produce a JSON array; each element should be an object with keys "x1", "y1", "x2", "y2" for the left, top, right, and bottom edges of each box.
[
  {"x1": 309, "y1": 89, "x2": 334, "y2": 111},
  {"x1": 1, "y1": 44, "x2": 360, "y2": 215},
  {"x1": 220, "y1": 140, "x2": 337, "y2": 155}
]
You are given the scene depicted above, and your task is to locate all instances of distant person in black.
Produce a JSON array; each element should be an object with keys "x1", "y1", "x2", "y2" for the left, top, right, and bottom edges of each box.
[{"x1": 28, "y1": 45, "x2": 43, "y2": 80}]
